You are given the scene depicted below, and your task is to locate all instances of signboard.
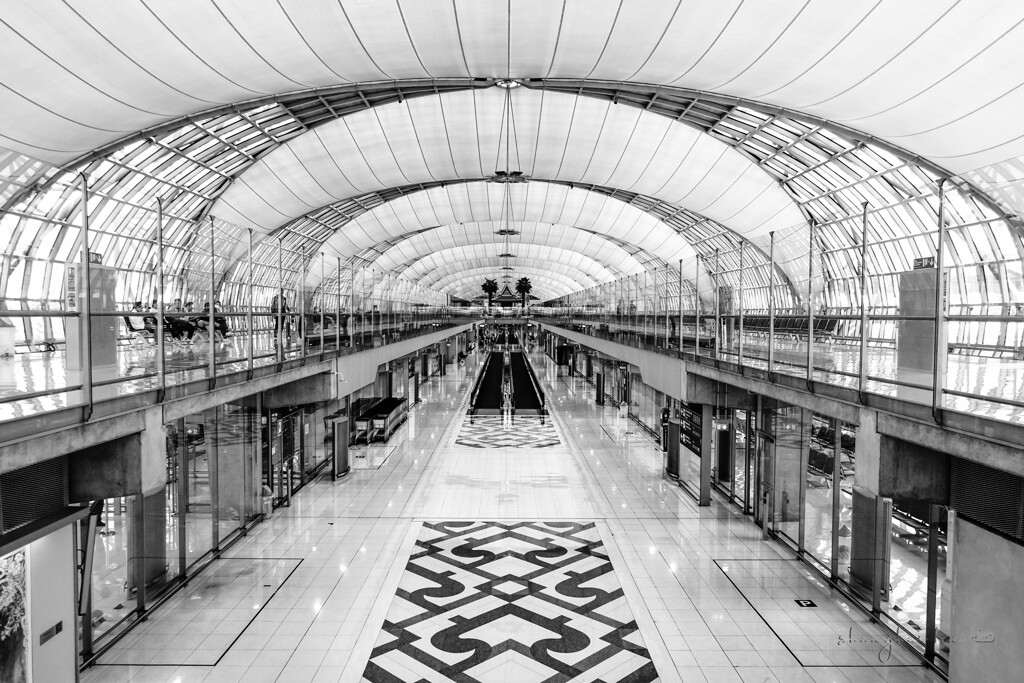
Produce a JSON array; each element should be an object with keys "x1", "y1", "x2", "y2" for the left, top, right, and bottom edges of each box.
[
  {"x1": 679, "y1": 402, "x2": 702, "y2": 455},
  {"x1": 913, "y1": 256, "x2": 935, "y2": 269},
  {"x1": 795, "y1": 599, "x2": 817, "y2": 607},
  {"x1": 66, "y1": 268, "x2": 76, "y2": 309}
]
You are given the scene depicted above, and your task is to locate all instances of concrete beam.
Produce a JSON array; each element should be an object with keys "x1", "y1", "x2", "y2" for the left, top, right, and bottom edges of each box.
[
  {"x1": 335, "y1": 324, "x2": 473, "y2": 398},
  {"x1": 878, "y1": 435, "x2": 951, "y2": 503},
  {"x1": 0, "y1": 324, "x2": 472, "y2": 473},
  {"x1": 855, "y1": 407, "x2": 881, "y2": 494},
  {"x1": 687, "y1": 375, "x2": 756, "y2": 409},
  {"x1": 877, "y1": 412, "x2": 1024, "y2": 479},
  {"x1": 684, "y1": 361, "x2": 861, "y2": 424},
  {"x1": 67, "y1": 433, "x2": 143, "y2": 501},
  {"x1": 263, "y1": 373, "x2": 334, "y2": 409},
  {"x1": 541, "y1": 323, "x2": 861, "y2": 423},
  {"x1": 162, "y1": 358, "x2": 334, "y2": 422},
  {"x1": 0, "y1": 410, "x2": 147, "y2": 476}
]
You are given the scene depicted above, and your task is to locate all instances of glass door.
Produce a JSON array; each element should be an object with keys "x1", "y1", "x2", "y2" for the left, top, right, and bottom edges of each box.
[
  {"x1": 269, "y1": 417, "x2": 288, "y2": 508},
  {"x1": 735, "y1": 410, "x2": 753, "y2": 514},
  {"x1": 754, "y1": 430, "x2": 774, "y2": 532},
  {"x1": 284, "y1": 410, "x2": 305, "y2": 494}
]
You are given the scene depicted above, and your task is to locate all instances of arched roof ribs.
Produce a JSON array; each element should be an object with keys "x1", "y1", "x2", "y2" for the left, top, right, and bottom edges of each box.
[
  {"x1": 3, "y1": 80, "x2": 1019, "y2": 312},
  {"x1": 256, "y1": 178, "x2": 783, "y2": 300},
  {"x1": 521, "y1": 79, "x2": 1018, "y2": 226}
]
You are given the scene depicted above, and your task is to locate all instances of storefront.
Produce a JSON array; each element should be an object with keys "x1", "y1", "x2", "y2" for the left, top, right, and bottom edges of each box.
[
  {"x1": 0, "y1": 521, "x2": 80, "y2": 683},
  {"x1": 688, "y1": 389, "x2": 954, "y2": 674},
  {"x1": 264, "y1": 400, "x2": 337, "y2": 509}
]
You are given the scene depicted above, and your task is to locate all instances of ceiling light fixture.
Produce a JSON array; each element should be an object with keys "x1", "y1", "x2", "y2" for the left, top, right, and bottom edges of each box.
[
  {"x1": 490, "y1": 70, "x2": 528, "y2": 289},
  {"x1": 486, "y1": 169, "x2": 530, "y2": 184}
]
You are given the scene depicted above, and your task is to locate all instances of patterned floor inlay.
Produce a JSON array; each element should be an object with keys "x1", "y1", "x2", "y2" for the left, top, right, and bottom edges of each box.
[
  {"x1": 455, "y1": 416, "x2": 561, "y2": 448},
  {"x1": 362, "y1": 521, "x2": 658, "y2": 682}
]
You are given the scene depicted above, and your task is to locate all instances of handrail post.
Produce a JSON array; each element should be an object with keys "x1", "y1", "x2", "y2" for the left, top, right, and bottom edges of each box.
[
  {"x1": 78, "y1": 173, "x2": 94, "y2": 420},
  {"x1": 738, "y1": 241, "x2": 745, "y2": 368},
  {"x1": 246, "y1": 228, "x2": 254, "y2": 375},
  {"x1": 677, "y1": 258, "x2": 683, "y2": 355},
  {"x1": 806, "y1": 221, "x2": 816, "y2": 387},
  {"x1": 695, "y1": 255, "x2": 701, "y2": 356},
  {"x1": 626, "y1": 274, "x2": 634, "y2": 344},
  {"x1": 768, "y1": 232, "x2": 775, "y2": 375},
  {"x1": 336, "y1": 256, "x2": 342, "y2": 351},
  {"x1": 299, "y1": 244, "x2": 306, "y2": 361},
  {"x1": 276, "y1": 238, "x2": 284, "y2": 364},
  {"x1": 617, "y1": 276, "x2": 622, "y2": 332},
  {"x1": 714, "y1": 248, "x2": 721, "y2": 361},
  {"x1": 319, "y1": 252, "x2": 325, "y2": 356},
  {"x1": 932, "y1": 179, "x2": 949, "y2": 423},
  {"x1": 349, "y1": 259, "x2": 356, "y2": 348},
  {"x1": 664, "y1": 267, "x2": 670, "y2": 349},
  {"x1": 156, "y1": 198, "x2": 166, "y2": 397},
  {"x1": 858, "y1": 203, "x2": 870, "y2": 399},
  {"x1": 208, "y1": 216, "x2": 216, "y2": 388}
]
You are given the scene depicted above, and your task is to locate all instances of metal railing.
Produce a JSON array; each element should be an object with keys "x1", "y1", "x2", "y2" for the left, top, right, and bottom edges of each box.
[
  {"x1": 0, "y1": 307, "x2": 457, "y2": 428},
  {"x1": 534, "y1": 305, "x2": 1024, "y2": 427}
]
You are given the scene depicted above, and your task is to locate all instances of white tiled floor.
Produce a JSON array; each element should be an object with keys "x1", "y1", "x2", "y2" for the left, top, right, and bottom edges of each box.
[{"x1": 82, "y1": 350, "x2": 943, "y2": 683}]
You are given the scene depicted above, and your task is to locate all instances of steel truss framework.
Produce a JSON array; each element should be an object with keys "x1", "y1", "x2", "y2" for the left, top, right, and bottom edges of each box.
[{"x1": 1, "y1": 79, "x2": 1021, "y2": 343}]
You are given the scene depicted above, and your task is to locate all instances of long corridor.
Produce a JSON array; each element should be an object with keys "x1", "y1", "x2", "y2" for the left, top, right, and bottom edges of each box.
[{"x1": 83, "y1": 350, "x2": 942, "y2": 683}]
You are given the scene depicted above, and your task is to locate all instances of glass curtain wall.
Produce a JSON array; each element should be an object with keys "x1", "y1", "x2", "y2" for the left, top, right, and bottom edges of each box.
[
  {"x1": 709, "y1": 408, "x2": 754, "y2": 514},
  {"x1": 626, "y1": 372, "x2": 663, "y2": 441},
  {"x1": 0, "y1": 206, "x2": 450, "y2": 426},
  {"x1": 546, "y1": 204, "x2": 1024, "y2": 424},
  {"x1": 83, "y1": 399, "x2": 259, "y2": 658}
]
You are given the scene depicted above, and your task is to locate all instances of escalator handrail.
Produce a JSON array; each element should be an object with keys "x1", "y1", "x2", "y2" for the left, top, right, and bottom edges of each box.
[
  {"x1": 469, "y1": 351, "x2": 492, "y2": 411},
  {"x1": 522, "y1": 352, "x2": 546, "y2": 410},
  {"x1": 506, "y1": 358, "x2": 515, "y2": 414}
]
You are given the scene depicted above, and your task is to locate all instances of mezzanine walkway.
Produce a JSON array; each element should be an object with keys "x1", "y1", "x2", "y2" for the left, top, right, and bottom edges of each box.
[{"x1": 82, "y1": 349, "x2": 941, "y2": 683}]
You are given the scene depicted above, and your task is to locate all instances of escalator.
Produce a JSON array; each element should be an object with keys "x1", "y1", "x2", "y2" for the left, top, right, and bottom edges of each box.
[
  {"x1": 508, "y1": 351, "x2": 545, "y2": 415},
  {"x1": 470, "y1": 351, "x2": 505, "y2": 414}
]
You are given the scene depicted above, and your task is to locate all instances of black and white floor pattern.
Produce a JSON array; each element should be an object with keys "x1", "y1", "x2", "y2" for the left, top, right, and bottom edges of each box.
[
  {"x1": 455, "y1": 416, "x2": 561, "y2": 448},
  {"x1": 362, "y1": 521, "x2": 658, "y2": 682}
]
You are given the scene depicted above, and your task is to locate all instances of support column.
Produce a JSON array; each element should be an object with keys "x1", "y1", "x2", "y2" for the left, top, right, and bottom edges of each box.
[
  {"x1": 850, "y1": 407, "x2": 885, "y2": 599},
  {"x1": 666, "y1": 417, "x2": 681, "y2": 479},
  {"x1": 699, "y1": 403, "x2": 713, "y2": 506}
]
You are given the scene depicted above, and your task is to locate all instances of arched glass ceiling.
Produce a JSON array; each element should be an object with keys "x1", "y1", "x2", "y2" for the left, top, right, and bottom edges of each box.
[
  {"x1": 431, "y1": 266, "x2": 586, "y2": 301},
  {"x1": 399, "y1": 243, "x2": 617, "y2": 289},
  {"x1": 212, "y1": 88, "x2": 802, "y2": 239},
  {"x1": 1, "y1": 0, "x2": 1022, "y2": 316},
  {"x1": 3, "y1": 83, "x2": 1020, "y2": 314},
  {"x1": 370, "y1": 231, "x2": 644, "y2": 286},
  {"x1": 370, "y1": 221, "x2": 645, "y2": 272},
  {"x1": 311, "y1": 180, "x2": 700, "y2": 275}
]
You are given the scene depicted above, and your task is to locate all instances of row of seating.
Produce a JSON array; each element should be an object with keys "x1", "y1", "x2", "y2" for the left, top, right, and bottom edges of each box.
[
  {"x1": 806, "y1": 444, "x2": 855, "y2": 488},
  {"x1": 122, "y1": 315, "x2": 229, "y2": 346},
  {"x1": 741, "y1": 316, "x2": 840, "y2": 335},
  {"x1": 812, "y1": 424, "x2": 857, "y2": 452}
]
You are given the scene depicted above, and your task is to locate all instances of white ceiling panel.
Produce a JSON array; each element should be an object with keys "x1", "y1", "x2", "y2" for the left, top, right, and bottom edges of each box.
[
  {"x1": 214, "y1": 88, "x2": 804, "y2": 239},
  {"x1": 1, "y1": 0, "x2": 1021, "y2": 174}
]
